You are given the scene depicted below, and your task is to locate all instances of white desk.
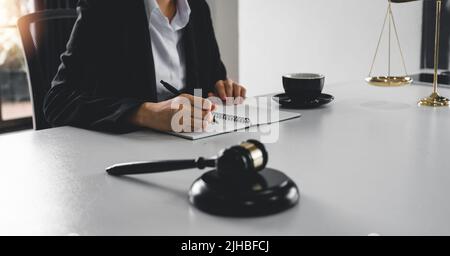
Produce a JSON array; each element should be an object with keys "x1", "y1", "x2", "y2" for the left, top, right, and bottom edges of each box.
[{"x1": 1, "y1": 81, "x2": 450, "y2": 235}]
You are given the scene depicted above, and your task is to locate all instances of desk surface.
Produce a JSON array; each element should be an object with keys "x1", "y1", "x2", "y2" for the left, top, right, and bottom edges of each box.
[{"x1": 1, "y1": 81, "x2": 450, "y2": 235}]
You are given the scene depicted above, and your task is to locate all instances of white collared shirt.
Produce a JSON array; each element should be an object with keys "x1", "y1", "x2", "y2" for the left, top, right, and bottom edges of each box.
[{"x1": 145, "y1": 0, "x2": 191, "y2": 102}]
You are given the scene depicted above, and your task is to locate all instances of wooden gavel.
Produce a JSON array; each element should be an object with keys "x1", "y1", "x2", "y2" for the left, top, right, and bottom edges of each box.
[{"x1": 106, "y1": 140, "x2": 268, "y2": 178}]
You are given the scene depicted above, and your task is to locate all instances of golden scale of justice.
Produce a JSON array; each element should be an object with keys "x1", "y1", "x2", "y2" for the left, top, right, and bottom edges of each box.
[{"x1": 366, "y1": 0, "x2": 449, "y2": 107}]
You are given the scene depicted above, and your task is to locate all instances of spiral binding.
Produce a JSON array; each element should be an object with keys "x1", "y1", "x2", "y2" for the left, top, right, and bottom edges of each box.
[{"x1": 213, "y1": 113, "x2": 251, "y2": 124}]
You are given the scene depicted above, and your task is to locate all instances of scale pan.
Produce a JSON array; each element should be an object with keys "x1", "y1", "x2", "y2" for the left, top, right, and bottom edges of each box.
[{"x1": 366, "y1": 76, "x2": 413, "y2": 87}]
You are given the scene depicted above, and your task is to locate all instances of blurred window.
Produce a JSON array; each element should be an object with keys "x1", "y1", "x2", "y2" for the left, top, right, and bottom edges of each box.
[{"x1": 0, "y1": 0, "x2": 34, "y2": 133}]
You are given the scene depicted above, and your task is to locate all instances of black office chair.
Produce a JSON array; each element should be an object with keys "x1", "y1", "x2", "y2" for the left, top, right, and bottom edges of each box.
[{"x1": 18, "y1": 9, "x2": 78, "y2": 130}]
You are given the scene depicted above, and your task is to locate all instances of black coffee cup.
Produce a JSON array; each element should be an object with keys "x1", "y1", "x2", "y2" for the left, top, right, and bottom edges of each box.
[{"x1": 282, "y1": 73, "x2": 325, "y2": 100}]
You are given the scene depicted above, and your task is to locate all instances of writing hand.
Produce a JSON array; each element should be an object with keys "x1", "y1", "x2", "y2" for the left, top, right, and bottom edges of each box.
[{"x1": 129, "y1": 94, "x2": 216, "y2": 133}]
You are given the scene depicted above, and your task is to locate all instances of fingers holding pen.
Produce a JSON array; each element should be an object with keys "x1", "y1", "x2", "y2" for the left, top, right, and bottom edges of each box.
[
  {"x1": 131, "y1": 92, "x2": 217, "y2": 133},
  {"x1": 173, "y1": 94, "x2": 217, "y2": 131}
]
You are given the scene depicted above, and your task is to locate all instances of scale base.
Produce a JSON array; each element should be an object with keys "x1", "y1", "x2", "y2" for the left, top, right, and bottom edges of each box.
[
  {"x1": 189, "y1": 168, "x2": 299, "y2": 217},
  {"x1": 418, "y1": 92, "x2": 450, "y2": 107},
  {"x1": 366, "y1": 76, "x2": 413, "y2": 87}
]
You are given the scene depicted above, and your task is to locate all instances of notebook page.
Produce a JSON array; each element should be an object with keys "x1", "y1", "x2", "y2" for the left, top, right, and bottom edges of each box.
[
  {"x1": 168, "y1": 103, "x2": 301, "y2": 140},
  {"x1": 170, "y1": 104, "x2": 255, "y2": 140}
]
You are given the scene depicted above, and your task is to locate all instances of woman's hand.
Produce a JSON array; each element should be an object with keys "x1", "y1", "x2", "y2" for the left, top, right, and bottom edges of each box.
[
  {"x1": 208, "y1": 79, "x2": 246, "y2": 104},
  {"x1": 129, "y1": 94, "x2": 216, "y2": 132}
]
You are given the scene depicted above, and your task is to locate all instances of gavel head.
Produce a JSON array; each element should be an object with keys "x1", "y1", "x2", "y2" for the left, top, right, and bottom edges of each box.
[{"x1": 216, "y1": 140, "x2": 268, "y2": 177}]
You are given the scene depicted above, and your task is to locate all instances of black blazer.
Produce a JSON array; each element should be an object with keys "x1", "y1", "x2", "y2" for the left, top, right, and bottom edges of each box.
[{"x1": 43, "y1": 0, "x2": 227, "y2": 133}]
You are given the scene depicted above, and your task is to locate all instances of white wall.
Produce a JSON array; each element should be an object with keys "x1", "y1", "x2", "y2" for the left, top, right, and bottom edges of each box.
[
  {"x1": 239, "y1": 0, "x2": 423, "y2": 96},
  {"x1": 206, "y1": 0, "x2": 239, "y2": 81},
  {"x1": 208, "y1": 0, "x2": 423, "y2": 97}
]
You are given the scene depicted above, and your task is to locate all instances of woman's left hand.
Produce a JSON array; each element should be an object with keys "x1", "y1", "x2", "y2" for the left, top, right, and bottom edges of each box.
[{"x1": 208, "y1": 79, "x2": 246, "y2": 104}]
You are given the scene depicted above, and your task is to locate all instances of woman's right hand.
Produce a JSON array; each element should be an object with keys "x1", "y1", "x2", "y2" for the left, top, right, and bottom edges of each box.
[{"x1": 129, "y1": 94, "x2": 216, "y2": 132}]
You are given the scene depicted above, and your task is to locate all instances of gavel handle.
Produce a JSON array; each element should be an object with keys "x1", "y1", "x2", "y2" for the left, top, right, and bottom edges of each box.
[{"x1": 106, "y1": 158, "x2": 216, "y2": 176}]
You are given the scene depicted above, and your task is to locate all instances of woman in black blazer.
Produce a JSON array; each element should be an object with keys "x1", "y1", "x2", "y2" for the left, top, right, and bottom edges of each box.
[{"x1": 44, "y1": 0, "x2": 246, "y2": 133}]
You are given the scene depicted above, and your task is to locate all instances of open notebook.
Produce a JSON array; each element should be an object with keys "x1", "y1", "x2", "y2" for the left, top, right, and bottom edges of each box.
[{"x1": 168, "y1": 103, "x2": 301, "y2": 140}]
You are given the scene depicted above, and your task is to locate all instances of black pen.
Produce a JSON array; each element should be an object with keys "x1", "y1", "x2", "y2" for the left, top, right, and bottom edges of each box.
[
  {"x1": 160, "y1": 80, "x2": 182, "y2": 96},
  {"x1": 160, "y1": 80, "x2": 218, "y2": 124}
]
